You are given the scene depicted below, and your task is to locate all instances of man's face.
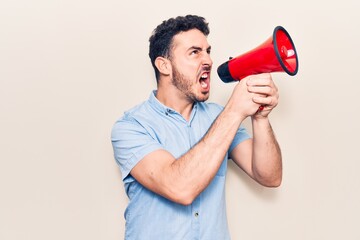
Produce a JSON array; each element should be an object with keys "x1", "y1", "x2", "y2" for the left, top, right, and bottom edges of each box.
[{"x1": 169, "y1": 29, "x2": 213, "y2": 102}]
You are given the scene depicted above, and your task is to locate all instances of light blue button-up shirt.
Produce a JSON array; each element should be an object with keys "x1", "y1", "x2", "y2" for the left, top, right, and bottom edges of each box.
[{"x1": 111, "y1": 91, "x2": 250, "y2": 240}]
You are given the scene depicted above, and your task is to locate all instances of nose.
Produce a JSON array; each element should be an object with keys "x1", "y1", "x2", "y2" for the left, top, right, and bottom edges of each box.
[{"x1": 202, "y1": 52, "x2": 213, "y2": 67}]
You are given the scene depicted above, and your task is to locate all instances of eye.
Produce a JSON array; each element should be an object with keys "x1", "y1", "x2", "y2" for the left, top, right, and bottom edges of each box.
[{"x1": 191, "y1": 49, "x2": 199, "y2": 55}]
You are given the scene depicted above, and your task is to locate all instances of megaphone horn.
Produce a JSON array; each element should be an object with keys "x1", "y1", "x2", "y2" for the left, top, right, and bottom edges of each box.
[{"x1": 217, "y1": 26, "x2": 299, "y2": 83}]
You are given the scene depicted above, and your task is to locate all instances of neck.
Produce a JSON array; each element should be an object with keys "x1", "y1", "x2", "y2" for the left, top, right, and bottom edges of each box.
[{"x1": 156, "y1": 85, "x2": 194, "y2": 121}]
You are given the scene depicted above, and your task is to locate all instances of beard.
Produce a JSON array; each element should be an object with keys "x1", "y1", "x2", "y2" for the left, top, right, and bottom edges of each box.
[{"x1": 170, "y1": 63, "x2": 210, "y2": 103}]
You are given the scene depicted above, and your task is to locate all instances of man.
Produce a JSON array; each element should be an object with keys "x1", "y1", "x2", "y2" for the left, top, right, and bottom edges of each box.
[{"x1": 111, "y1": 15, "x2": 282, "y2": 239}]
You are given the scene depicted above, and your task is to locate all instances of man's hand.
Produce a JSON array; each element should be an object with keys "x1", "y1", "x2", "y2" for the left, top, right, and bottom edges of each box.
[
  {"x1": 246, "y1": 73, "x2": 279, "y2": 118},
  {"x1": 227, "y1": 73, "x2": 279, "y2": 120}
]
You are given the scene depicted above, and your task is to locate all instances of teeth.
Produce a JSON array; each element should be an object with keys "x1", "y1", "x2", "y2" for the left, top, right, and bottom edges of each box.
[{"x1": 201, "y1": 73, "x2": 208, "y2": 79}]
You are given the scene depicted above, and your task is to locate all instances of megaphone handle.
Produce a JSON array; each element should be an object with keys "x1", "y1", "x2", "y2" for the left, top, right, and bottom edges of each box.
[{"x1": 256, "y1": 105, "x2": 265, "y2": 113}]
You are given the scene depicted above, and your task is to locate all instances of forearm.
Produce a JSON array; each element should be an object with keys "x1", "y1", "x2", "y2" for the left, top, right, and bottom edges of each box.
[{"x1": 251, "y1": 117, "x2": 282, "y2": 187}]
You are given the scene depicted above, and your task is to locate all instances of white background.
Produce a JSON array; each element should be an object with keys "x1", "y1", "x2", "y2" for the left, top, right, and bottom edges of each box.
[{"x1": 1, "y1": 0, "x2": 359, "y2": 239}]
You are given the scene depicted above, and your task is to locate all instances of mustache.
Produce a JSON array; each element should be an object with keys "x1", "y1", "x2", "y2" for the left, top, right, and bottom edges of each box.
[{"x1": 201, "y1": 66, "x2": 212, "y2": 72}]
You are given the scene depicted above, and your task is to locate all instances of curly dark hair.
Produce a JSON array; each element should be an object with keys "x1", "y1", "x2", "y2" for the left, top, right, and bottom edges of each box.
[{"x1": 149, "y1": 15, "x2": 210, "y2": 80}]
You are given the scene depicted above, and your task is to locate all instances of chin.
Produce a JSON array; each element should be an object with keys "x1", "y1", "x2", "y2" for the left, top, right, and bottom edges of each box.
[{"x1": 196, "y1": 93, "x2": 210, "y2": 102}]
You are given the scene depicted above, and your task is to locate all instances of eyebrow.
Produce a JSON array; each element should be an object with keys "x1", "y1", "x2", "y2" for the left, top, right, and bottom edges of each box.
[{"x1": 188, "y1": 46, "x2": 212, "y2": 51}]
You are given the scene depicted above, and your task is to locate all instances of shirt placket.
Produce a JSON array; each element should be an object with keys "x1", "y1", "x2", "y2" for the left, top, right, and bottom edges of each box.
[
  {"x1": 191, "y1": 197, "x2": 201, "y2": 240},
  {"x1": 187, "y1": 117, "x2": 202, "y2": 240}
]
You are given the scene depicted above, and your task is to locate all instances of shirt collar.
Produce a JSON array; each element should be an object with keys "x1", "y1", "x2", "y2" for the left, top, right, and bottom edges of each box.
[
  {"x1": 148, "y1": 90, "x2": 172, "y2": 115},
  {"x1": 148, "y1": 90, "x2": 199, "y2": 122}
]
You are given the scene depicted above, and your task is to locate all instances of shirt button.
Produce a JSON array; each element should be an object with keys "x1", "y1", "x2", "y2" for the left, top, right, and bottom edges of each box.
[{"x1": 194, "y1": 212, "x2": 199, "y2": 217}]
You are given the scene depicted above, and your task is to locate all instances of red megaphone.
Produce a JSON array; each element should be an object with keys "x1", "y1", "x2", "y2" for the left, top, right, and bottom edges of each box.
[{"x1": 217, "y1": 26, "x2": 299, "y2": 83}]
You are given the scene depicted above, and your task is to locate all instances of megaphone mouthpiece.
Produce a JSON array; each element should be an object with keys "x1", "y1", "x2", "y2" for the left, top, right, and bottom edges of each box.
[{"x1": 217, "y1": 61, "x2": 234, "y2": 83}]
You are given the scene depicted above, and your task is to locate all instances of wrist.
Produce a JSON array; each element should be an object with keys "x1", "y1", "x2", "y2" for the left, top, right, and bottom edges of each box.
[
  {"x1": 251, "y1": 114, "x2": 270, "y2": 125},
  {"x1": 224, "y1": 100, "x2": 247, "y2": 123}
]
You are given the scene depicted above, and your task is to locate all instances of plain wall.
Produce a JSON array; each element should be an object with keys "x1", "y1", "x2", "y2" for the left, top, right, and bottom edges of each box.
[{"x1": 1, "y1": 0, "x2": 359, "y2": 239}]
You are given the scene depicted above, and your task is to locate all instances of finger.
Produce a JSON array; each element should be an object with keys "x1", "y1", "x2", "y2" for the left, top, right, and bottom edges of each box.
[
  {"x1": 246, "y1": 74, "x2": 272, "y2": 86},
  {"x1": 247, "y1": 85, "x2": 273, "y2": 96},
  {"x1": 253, "y1": 96, "x2": 278, "y2": 107}
]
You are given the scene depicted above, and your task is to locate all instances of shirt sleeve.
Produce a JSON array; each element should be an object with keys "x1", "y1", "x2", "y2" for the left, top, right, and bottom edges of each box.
[
  {"x1": 111, "y1": 115, "x2": 164, "y2": 182},
  {"x1": 228, "y1": 125, "x2": 251, "y2": 155}
]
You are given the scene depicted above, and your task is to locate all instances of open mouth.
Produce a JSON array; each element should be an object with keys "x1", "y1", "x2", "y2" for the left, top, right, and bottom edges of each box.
[{"x1": 199, "y1": 72, "x2": 210, "y2": 90}]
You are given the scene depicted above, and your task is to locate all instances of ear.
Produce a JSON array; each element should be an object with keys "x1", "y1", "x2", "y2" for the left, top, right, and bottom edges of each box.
[{"x1": 155, "y1": 56, "x2": 171, "y2": 76}]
